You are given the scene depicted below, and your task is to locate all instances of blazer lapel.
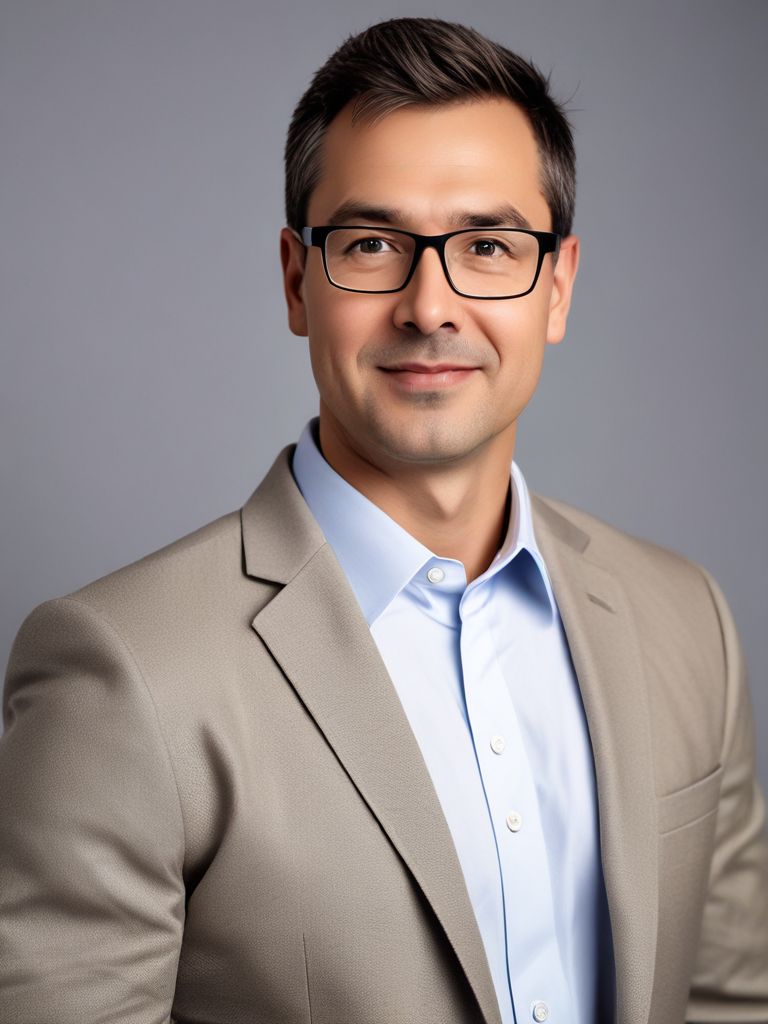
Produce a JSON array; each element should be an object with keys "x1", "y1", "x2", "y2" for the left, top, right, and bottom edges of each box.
[
  {"x1": 531, "y1": 495, "x2": 659, "y2": 1024},
  {"x1": 241, "y1": 447, "x2": 503, "y2": 1024}
]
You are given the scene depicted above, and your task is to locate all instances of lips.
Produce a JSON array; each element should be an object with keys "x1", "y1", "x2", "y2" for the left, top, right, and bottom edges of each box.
[
  {"x1": 381, "y1": 363, "x2": 476, "y2": 373},
  {"x1": 379, "y1": 363, "x2": 478, "y2": 391}
]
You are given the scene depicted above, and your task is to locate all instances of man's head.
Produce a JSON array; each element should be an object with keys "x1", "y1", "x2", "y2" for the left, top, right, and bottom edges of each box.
[
  {"x1": 280, "y1": 17, "x2": 580, "y2": 471},
  {"x1": 284, "y1": 17, "x2": 575, "y2": 241}
]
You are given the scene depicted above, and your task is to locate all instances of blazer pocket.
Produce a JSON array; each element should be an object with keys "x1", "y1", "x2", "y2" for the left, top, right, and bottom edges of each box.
[{"x1": 657, "y1": 763, "x2": 723, "y2": 835}]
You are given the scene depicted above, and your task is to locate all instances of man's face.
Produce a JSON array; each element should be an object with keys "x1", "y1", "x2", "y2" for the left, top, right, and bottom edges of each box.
[{"x1": 281, "y1": 96, "x2": 579, "y2": 468}]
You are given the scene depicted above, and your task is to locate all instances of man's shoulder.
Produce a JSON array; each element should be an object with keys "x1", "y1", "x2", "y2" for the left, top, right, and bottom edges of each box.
[
  {"x1": 76, "y1": 506, "x2": 242, "y2": 595},
  {"x1": 41, "y1": 503, "x2": 260, "y2": 650},
  {"x1": 533, "y1": 490, "x2": 707, "y2": 582},
  {"x1": 531, "y1": 490, "x2": 724, "y2": 636},
  {"x1": 532, "y1": 490, "x2": 734, "y2": 721}
]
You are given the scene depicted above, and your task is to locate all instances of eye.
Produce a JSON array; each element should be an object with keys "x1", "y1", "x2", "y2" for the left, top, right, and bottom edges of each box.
[
  {"x1": 348, "y1": 237, "x2": 396, "y2": 254},
  {"x1": 470, "y1": 238, "x2": 511, "y2": 258}
]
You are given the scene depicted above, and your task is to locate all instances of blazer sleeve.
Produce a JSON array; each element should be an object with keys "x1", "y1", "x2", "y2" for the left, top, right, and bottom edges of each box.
[
  {"x1": 686, "y1": 567, "x2": 768, "y2": 1023},
  {"x1": 0, "y1": 596, "x2": 186, "y2": 1024}
]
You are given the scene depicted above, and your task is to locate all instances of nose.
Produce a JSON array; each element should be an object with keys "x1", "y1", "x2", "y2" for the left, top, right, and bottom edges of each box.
[{"x1": 391, "y1": 244, "x2": 465, "y2": 337}]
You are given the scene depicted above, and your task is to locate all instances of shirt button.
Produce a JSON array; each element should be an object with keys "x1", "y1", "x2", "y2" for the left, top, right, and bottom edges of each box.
[
  {"x1": 490, "y1": 735, "x2": 506, "y2": 754},
  {"x1": 532, "y1": 1002, "x2": 550, "y2": 1023},
  {"x1": 426, "y1": 566, "x2": 445, "y2": 584},
  {"x1": 506, "y1": 811, "x2": 523, "y2": 832}
]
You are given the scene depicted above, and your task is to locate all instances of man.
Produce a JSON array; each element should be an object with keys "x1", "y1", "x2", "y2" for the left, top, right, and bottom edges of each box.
[{"x1": 1, "y1": 15, "x2": 766, "y2": 1024}]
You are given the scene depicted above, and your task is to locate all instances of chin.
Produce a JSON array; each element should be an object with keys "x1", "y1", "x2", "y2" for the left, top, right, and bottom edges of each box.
[{"x1": 367, "y1": 414, "x2": 489, "y2": 466}]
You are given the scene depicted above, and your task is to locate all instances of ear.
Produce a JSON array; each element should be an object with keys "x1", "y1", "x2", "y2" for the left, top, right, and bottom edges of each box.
[
  {"x1": 546, "y1": 234, "x2": 580, "y2": 345},
  {"x1": 280, "y1": 227, "x2": 309, "y2": 337}
]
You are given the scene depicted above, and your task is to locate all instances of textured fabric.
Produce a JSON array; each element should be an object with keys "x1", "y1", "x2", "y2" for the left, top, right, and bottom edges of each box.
[
  {"x1": 291, "y1": 417, "x2": 614, "y2": 1024},
  {"x1": 1, "y1": 444, "x2": 766, "y2": 1024}
]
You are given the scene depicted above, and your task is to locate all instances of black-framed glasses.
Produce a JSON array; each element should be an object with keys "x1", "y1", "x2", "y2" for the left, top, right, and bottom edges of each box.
[{"x1": 297, "y1": 224, "x2": 560, "y2": 299}]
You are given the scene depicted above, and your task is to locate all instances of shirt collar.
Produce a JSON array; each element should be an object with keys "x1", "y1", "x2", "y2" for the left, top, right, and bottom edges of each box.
[{"x1": 291, "y1": 417, "x2": 557, "y2": 625}]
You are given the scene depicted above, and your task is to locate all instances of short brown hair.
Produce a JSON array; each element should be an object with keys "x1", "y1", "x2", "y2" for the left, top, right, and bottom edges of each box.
[{"x1": 284, "y1": 17, "x2": 576, "y2": 237}]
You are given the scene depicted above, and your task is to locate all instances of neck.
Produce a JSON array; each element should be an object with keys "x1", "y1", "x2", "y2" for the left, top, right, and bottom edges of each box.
[{"x1": 317, "y1": 409, "x2": 516, "y2": 584}]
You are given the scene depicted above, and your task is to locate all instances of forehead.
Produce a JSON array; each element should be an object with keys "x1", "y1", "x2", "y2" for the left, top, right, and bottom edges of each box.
[{"x1": 307, "y1": 96, "x2": 551, "y2": 230}]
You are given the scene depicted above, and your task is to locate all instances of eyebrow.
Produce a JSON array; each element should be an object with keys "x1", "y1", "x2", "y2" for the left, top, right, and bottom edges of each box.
[{"x1": 325, "y1": 199, "x2": 533, "y2": 231}]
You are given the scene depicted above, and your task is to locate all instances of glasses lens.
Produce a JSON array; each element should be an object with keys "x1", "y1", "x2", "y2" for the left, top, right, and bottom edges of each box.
[
  {"x1": 325, "y1": 229, "x2": 415, "y2": 291},
  {"x1": 445, "y1": 230, "x2": 540, "y2": 297}
]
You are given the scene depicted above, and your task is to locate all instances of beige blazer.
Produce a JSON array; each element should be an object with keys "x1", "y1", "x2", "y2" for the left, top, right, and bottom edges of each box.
[{"x1": 1, "y1": 445, "x2": 767, "y2": 1024}]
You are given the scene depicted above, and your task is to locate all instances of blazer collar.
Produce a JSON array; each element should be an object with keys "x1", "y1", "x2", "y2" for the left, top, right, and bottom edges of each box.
[
  {"x1": 242, "y1": 446, "x2": 659, "y2": 1024},
  {"x1": 241, "y1": 445, "x2": 325, "y2": 584}
]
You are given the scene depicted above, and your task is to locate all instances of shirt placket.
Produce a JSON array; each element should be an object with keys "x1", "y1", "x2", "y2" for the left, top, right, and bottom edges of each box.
[{"x1": 459, "y1": 580, "x2": 573, "y2": 1024}]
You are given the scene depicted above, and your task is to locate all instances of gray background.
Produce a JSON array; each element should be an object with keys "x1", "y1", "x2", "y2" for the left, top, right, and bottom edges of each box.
[{"x1": 2, "y1": 1, "x2": 766, "y2": 792}]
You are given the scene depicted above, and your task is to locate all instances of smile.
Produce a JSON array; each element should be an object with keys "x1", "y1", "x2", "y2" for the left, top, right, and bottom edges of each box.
[{"x1": 379, "y1": 365, "x2": 479, "y2": 390}]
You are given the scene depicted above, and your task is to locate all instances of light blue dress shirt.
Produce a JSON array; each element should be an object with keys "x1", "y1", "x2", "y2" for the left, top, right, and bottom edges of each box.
[{"x1": 292, "y1": 417, "x2": 614, "y2": 1024}]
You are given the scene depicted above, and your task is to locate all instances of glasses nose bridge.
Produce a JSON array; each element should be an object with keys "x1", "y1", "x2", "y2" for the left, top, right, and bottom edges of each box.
[{"x1": 410, "y1": 232, "x2": 450, "y2": 282}]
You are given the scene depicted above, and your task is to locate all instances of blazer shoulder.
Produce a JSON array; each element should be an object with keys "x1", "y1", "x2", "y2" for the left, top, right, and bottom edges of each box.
[
  {"x1": 532, "y1": 491, "x2": 733, "y2": 661},
  {"x1": 533, "y1": 493, "x2": 738, "y2": 759},
  {"x1": 12, "y1": 446, "x2": 301, "y2": 686},
  {"x1": 49, "y1": 506, "x2": 253, "y2": 640},
  {"x1": 533, "y1": 491, "x2": 710, "y2": 591}
]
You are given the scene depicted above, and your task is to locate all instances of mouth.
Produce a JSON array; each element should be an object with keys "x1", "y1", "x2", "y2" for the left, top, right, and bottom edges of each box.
[{"x1": 379, "y1": 363, "x2": 479, "y2": 391}]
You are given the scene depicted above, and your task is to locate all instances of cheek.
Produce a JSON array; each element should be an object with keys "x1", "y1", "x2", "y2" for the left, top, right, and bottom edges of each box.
[
  {"x1": 305, "y1": 298, "x2": 383, "y2": 398},
  {"x1": 475, "y1": 298, "x2": 548, "y2": 364},
  {"x1": 472, "y1": 301, "x2": 551, "y2": 411}
]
